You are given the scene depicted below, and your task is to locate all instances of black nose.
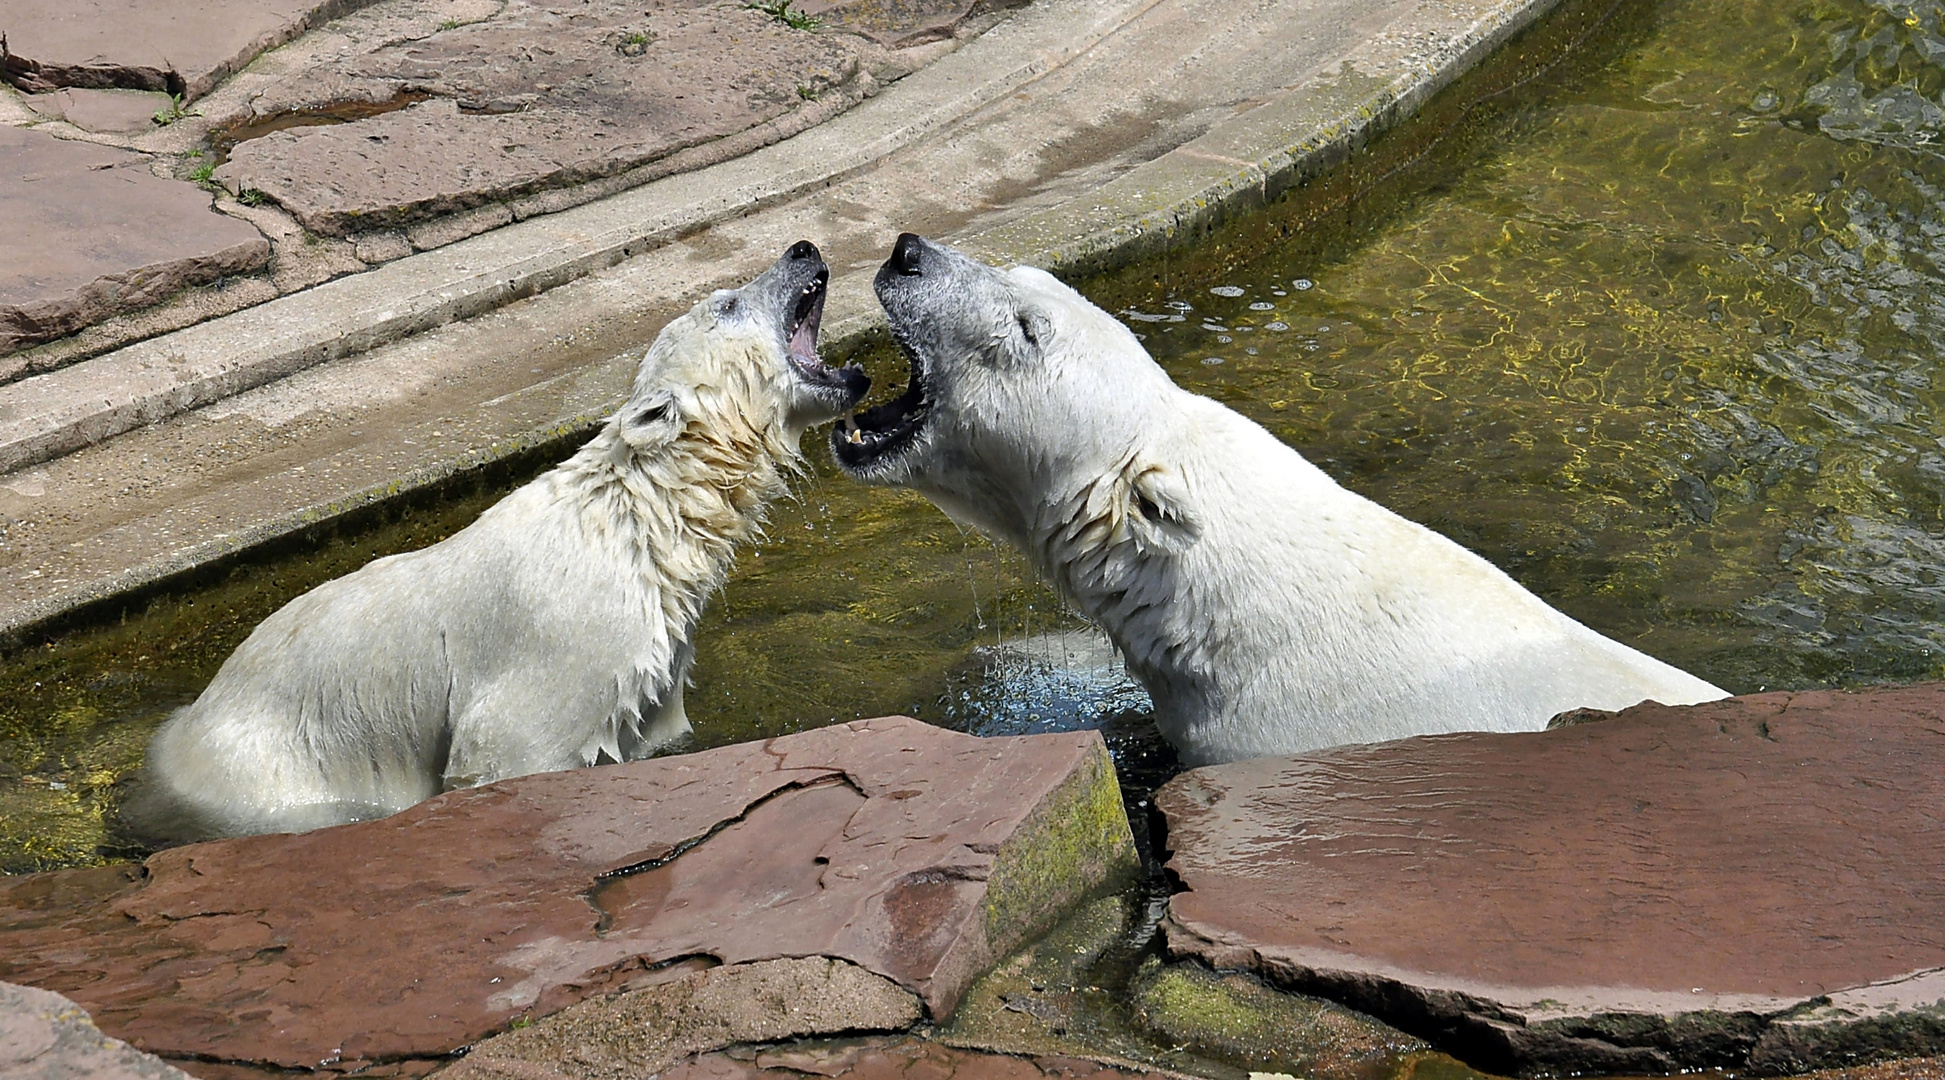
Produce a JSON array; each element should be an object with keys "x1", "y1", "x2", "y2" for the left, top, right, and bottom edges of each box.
[
  {"x1": 889, "y1": 232, "x2": 926, "y2": 276},
  {"x1": 787, "y1": 239, "x2": 820, "y2": 261}
]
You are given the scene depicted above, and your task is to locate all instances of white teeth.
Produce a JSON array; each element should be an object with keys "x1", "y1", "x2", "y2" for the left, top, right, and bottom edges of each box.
[{"x1": 848, "y1": 427, "x2": 864, "y2": 444}]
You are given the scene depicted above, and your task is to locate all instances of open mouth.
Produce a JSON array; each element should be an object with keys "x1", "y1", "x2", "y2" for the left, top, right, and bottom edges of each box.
[
  {"x1": 783, "y1": 270, "x2": 867, "y2": 399},
  {"x1": 831, "y1": 328, "x2": 930, "y2": 472}
]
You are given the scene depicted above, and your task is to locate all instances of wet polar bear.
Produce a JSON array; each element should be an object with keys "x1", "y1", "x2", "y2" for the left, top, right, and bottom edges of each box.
[
  {"x1": 832, "y1": 235, "x2": 1726, "y2": 765},
  {"x1": 135, "y1": 241, "x2": 867, "y2": 839}
]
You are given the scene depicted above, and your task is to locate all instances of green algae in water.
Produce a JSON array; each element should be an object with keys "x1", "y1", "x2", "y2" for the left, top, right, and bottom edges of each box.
[
  {"x1": 1098, "y1": 0, "x2": 1945, "y2": 694},
  {"x1": 11, "y1": 0, "x2": 1945, "y2": 875}
]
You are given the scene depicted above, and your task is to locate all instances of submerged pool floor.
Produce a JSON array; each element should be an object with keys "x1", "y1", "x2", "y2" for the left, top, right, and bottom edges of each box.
[{"x1": 5, "y1": 0, "x2": 1945, "y2": 890}]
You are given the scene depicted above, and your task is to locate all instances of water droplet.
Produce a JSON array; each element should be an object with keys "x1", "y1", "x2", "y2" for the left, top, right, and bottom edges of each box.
[
  {"x1": 1217, "y1": 335, "x2": 1233, "y2": 343},
  {"x1": 1164, "y1": 300, "x2": 1193, "y2": 311},
  {"x1": 1265, "y1": 321, "x2": 1289, "y2": 331},
  {"x1": 1318, "y1": 324, "x2": 1333, "y2": 332},
  {"x1": 1201, "y1": 356, "x2": 1225, "y2": 365},
  {"x1": 1293, "y1": 279, "x2": 1314, "y2": 290},
  {"x1": 1249, "y1": 301, "x2": 1276, "y2": 311},
  {"x1": 1210, "y1": 285, "x2": 1245, "y2": 297}
]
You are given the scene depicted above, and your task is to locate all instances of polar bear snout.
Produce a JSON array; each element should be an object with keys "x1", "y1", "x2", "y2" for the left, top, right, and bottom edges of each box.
[{"x1": 733, "y1": 241, "x2": 870, "y2": 425}]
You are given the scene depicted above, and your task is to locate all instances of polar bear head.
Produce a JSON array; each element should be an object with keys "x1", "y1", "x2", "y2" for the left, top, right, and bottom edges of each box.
[
  {"x1": 830, "y1": 234, "x2": 1192, "y2": 552},
  {"x1": 620, "y1": 240, "x2": 869, "y2": 455}
]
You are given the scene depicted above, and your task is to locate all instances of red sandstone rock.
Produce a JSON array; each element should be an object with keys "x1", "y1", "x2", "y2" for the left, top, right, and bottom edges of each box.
[
  {"x1": 0, "y1": 128, "x2": 269, "y2": 355},
  {"x1": 213, "y1": 0, "x2": 871, "y2": 236},
  {"x1": 0, "y1": 980, "x2": 193, "y2": 1080},
  {"x1": 18, "y1": 88, "x2": 174, "y2": 133},
  {"x1": 800, "y1": 0, "x2": 1015, "y2": 48},
  {"x1": 662, "y1": 1037, "x2": 1174, "y2": 1080},
  {"x1": 0, "y1": 718, "x2": 1135, "y2": 1075},
  {"x1": 0, "y1": 0, "x2": 385, "y2": 101},
  {"x1": 1157, "y1": 685, "x2": 1945, "y2": 1077}
]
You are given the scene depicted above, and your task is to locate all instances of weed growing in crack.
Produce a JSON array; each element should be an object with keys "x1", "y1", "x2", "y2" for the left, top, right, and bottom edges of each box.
[
  {"x1": 796, "y1": 82, "x2": 820, "y2": 101},
  {"x1": 151, "y1": 93, "x2": 189, "y2": 127},
  {"x1": 237, "y1": 189, "x2": 270, "y2": 207},
  {"x1": 438, "y1": 17, "x2": 462, "y2": 29},
  {"x1": 189, "y1": 161, "x2": 217, "y2": 184},
  {"x1": 746, "y1": 0, "x2": 821, "y2": 31}
]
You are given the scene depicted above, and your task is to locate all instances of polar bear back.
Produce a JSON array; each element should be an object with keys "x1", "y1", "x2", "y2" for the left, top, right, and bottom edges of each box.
[
  {"x1": 143, "y1": 479, "x2": 673, "y2": 832},
  {"x1": 1133, "y1": 393, "x2": 1724, "y2": 762}
]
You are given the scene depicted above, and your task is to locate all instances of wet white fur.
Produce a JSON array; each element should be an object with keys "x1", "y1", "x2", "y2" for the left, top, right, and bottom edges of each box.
[
  {"x1": 869, "y1": 258, "x2": 1728, "y2": 765},
  {"x1": 139, "y1": 294, "x2": 820, "y2": 838}
]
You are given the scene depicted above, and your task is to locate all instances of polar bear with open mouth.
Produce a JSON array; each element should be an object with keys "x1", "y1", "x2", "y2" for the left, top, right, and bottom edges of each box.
[
  {"x1": 832, "y1": 234, "x2": 1726, "y2": 765},
  {"x1": 134, "y1": 241, "x2": 867, "y2": 840}
]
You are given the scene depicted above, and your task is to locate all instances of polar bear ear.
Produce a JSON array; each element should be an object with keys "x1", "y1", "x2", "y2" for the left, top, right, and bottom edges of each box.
[
  {"x1": 1126, "y1": 461, "x2": 1200, "y2": 551},
  {"x1": 619, "y1": 390, "x2": 682, "y2": 451}
]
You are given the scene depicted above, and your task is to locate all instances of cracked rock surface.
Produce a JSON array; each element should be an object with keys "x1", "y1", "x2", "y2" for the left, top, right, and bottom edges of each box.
[
  {"x1": 1157, "y1": 685, "x2": 1945, "y2": 1077},
  {"x1": 0, "y1": 980, "x2": 194, "y2": 1080},
  {"x1": 0, "y1": 717, "x2": 1136, "y2": 1075},
  {"x1": 0, "y1": 0, "x2": 389, "y2": 102},
  {"x1": 211, "y1": 0, "x2": 984, "y2": 235},
  {"x1": 662, "y1": 1035, "x2": 1175, "y2": 1080},
  {"x1": 0, "y1": 127, "x2": 270, "y2": 355}
]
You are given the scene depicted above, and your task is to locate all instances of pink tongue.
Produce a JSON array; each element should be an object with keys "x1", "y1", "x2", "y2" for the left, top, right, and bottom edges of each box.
[{"x1": 789, "y1": 319, "x2": 818, "y2": 361}]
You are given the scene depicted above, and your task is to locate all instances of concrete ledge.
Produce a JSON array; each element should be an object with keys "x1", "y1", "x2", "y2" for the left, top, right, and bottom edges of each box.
[
  {"x1": 0, "y1": 0, "x2": 1161, "y2": 477},
  {"x1": 964, "y1": 0, "x2": 1567, "y2": 270}
]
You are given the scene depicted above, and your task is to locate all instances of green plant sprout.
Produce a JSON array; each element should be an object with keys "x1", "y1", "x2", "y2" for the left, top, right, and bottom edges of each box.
[
  {"x1": 151, "y1": 93, "x2": 189, "y2": 126},
  {"x1": 746, "y1": 1, "x2": 821, "y2": 31}
]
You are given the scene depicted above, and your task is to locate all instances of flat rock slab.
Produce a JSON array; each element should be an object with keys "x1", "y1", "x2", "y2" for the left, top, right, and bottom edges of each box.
[
  {"x1": 212, "y1": 0, "x2": 964, "y2": 235},
  {"x1": 664, "y1": 1036, "x2": 1174, "y2": 1080},
  {"x1": 800, "y1": 0, "x2": 1011, "y2": 48},
  {"x1": 0, "y1": 980, "x2": 193, "y2": 1080},
  {"x1": 0, "y1": 127, "x2": 268, "y2": 355},
  {"x1": 0, "y1": 717, "x2": 1136, "y2": 1074},
  {"x1": 1157, "y1": 685, "x2": 1945, "y2": 1077},
  {"x1": 0, "y1": 0, "x2": 384, "y2": 101},
  {"x1": 17, "y1": 88, "x2": 175, "y2": 132}
]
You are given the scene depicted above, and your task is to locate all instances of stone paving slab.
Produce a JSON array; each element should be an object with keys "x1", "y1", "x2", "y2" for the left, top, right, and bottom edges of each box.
[
  {"x1": 0, "y1": 981, "x2": 193, "y2": 1080},
  {"x1": 0, "y1": 127, "x2": 270, "y2": 357},
  {"x1": 16, "y1": 88, "x2": 172, "y2": 133},
  {"x1": 444, "y1": 958, "x2": 926, "y2": 1080},
  {"x1": 0, "y1": 0, "x2": 387, "y2": 102},
  {"x1": 213, "y1": 0, "x2": 878, "y2": 236},
  {"x1": 804, "y1": 0, "x2": 1009, "y2": 48},
  {"x1": 1157, "y1": 685, "x2": 1945, "y2": 1077},
  {"x1": 0, "y1": 717, "x2": 1136, "y2": 1073},
  {"x1": 661, "y1": 1037, "x2": 1176, "y2": 1080}
]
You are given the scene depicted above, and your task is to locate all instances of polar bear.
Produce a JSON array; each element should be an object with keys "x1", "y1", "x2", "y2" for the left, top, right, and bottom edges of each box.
[
  {"x1": 132, "y1": 241, "x2": 867, "y2": 840},
  {"x1": 831, "y1": 234, "x2": 1726, "y2": 765}
]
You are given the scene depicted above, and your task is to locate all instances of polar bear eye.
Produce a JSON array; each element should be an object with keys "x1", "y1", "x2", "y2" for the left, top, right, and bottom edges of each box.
[
  {"x1": 717, "y1": 295, "x2": 740, "y2": 317},
  {"x1": 636, "y1": 402, "x2": 668, "y2": 425},
  {"x1": 1016, "y1": 313, "x2": 1038, "y2": 347}
]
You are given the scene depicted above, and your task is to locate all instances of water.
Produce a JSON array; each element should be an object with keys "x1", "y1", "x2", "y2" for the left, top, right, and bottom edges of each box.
[
  {"x1": 1095, "y1": 0, "x2": 1945, "y2": 697},
  {"x1": 5, "y1": 0, "x2": 1945, "y2": 918}
]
